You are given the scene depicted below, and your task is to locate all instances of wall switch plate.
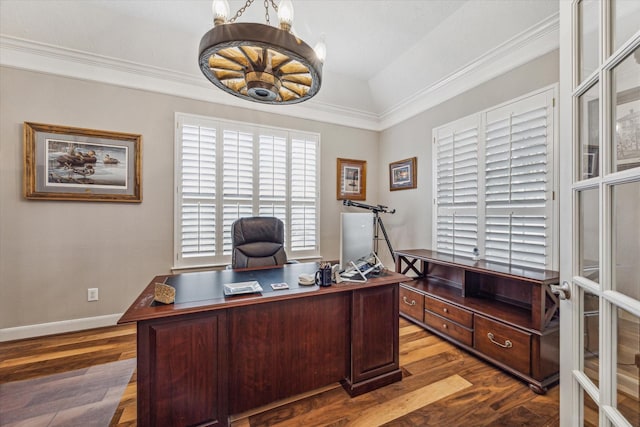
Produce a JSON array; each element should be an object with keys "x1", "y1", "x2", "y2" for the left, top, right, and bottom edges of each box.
[{"x1": 88, "y1": 288, "x2": 99, "y2": 301}]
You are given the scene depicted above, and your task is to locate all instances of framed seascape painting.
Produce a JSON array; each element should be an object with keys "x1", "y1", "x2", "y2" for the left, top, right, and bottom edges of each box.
[
  {"x1": 336, "y1": 158, "x2": 366, "y2": 200},
  {"x1": 23, "y1": 122, "x2": 142, "y2": 202},
  {"x1": 389, "y1": 157, "x2": 417, "y2": 191}
]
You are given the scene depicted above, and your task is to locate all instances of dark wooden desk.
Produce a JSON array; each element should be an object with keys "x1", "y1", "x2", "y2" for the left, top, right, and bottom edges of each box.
[{"x1": 119, "y1": 262, "x2": 406, "y2": 427}]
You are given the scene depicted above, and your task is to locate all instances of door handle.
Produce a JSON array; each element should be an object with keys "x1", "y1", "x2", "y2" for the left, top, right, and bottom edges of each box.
[{"x1": 550, "y1": 281, "x2": 572, "y2": 300}]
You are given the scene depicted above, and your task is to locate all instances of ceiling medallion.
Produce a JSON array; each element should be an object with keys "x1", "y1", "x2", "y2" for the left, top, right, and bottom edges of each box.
[{"x1": 199, "y1": 0, "x2": 326, "y2": 105}]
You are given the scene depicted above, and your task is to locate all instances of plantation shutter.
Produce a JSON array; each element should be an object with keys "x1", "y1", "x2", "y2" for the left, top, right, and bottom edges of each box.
[
  {"x1": 435, "y1": 119, "x2": 479, "y2": 257},
  {"x1": 436, "y1": 214, "x2": 479, "y2": 256},
  {"x1": 222, "y1": 129, "x2": 254, "y2": 254},
  {"x1": 484, "y1": 92, "x2": 552, "y2": 269},
  {"x1": 433, "y1": 87, "x2": 555, "y2": 270},
  {"x1": 175, "y1": 114, "x2": 321, "y2": 268},
  {"x1": 258, "y1": 133, "x2": 287, "y2": 226},
  {"x1": 290, "y1": 135, "x2": 318, "y2": 253},
  {"x1": 178, "y1": 122, "x2": 216, "y2": 260}
]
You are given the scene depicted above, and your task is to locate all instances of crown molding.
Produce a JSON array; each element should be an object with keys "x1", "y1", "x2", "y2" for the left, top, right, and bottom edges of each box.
[
  {"x1": 1, "y1": 14, "x2": 558, "y2": 132},
  {"x1": 0, "y1": 35, "x2": 380, "y2": 131},
  {"x1": 377, "y1": 12, "x2": 560, "y2": 130}
]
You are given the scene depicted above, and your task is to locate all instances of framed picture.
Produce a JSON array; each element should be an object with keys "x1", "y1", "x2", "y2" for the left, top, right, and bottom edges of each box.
[
  {"x1": 23, "y1": 122, "x2": 142, "y2": 202},
  {"x1": 337, "y1": 158, "x2": 366, "y2": 200},
  {"x1": 389, "y1": 157, "x2": 417, "y2": 191},
  {"x1": 585, "y1": 146, "x2": 599, "y2": 178},
  {"x1": 614, "y1": 87, "x2": 640, "y2": 172}
]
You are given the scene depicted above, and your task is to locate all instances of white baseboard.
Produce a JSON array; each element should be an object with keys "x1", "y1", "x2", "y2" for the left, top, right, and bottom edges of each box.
[{"x1": 0, "y1": 313, "x2": 123, "y2": 342}]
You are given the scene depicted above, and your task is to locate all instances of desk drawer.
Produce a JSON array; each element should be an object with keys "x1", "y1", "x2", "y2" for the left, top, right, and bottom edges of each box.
[
  {"x1": 400, "y1": 285, "x2": 424, "y2": 321},
  {"x1": 425, "y1": 311, "x2": 473, "y2": 346},
  {"x1": 425, "y1": 296, "x2": 473, "y2": 328},
  {"x1": 474, "y1": 315, "x2": 531, "y2": 375}
]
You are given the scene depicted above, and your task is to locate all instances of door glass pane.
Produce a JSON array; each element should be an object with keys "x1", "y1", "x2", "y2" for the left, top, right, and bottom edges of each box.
[
  {"x1": 583, "y1": 388, "x2": 599, "y2": 426},
  {"x1": 583, "y1": 289, "x2": 600, "y2": 386},
  {"x1": 612, "y1": 46, "x2": 640, "y2": 173},
  {"x1": 611, "y1": 0, "x2": 640, "y2": 53},
  {"x1": 612, "y1": 180, "x2": 640, "y2": 299},
  {"x1": 579, "y1": 188, "x2": 600, "y2": 282},
  {"x1": 579, "y1": 83, "x2": 601, "y2": 180},
  {"x1": 615, "y1": 307, "x2": 639, "y2": 426},
  {"x1": 579, "y1": 0, "x2": 599, "y2": 83}
]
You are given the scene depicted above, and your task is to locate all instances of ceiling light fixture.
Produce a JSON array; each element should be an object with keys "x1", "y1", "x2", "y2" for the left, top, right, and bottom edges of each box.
[{"x1": 199, "y1": 0, "x2": 326, "y2": 105}]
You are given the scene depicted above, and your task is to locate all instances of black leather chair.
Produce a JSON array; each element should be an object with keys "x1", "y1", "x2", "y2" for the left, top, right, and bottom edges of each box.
[{"x1": 231, "y1": 217, "x2": 287, "y2": 269}]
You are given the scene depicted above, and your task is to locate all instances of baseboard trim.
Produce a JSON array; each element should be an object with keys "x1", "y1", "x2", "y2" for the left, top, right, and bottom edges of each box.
[{"x1": 0, "y1": 313, "x2": 123, "y2": 342}]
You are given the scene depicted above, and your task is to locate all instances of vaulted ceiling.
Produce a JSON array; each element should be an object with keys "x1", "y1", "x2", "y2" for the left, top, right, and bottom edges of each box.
[{"x1": 0, "y1": 0, "x2": 559, "y2": 130}]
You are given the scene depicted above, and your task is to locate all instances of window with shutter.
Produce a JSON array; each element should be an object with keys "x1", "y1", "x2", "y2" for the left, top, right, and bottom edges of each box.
[
  {"x1": 484, "y1": 91, "x2": 553, "y2": 269},
  {"x1": 222, "y1": 129, "x2": 254, "y2": 255},
  {"x1": 435, "y1": 117, "x2": 479, "y2": 257},
  {"x1": 178, "y1": 122, "x2": 216, "y2": 259},
  {"x1": 175, "y1": 114, "x2": 320, "y2": 268},
  {"x1": 258, "y1": 133, "x2": 288, "y2": 231},
  {"x1": 433, "y1": 87, "x2": 557, "y2": 270},
  {"x1": 290, "y1": 135, "x2": 318, "y2": 253}
]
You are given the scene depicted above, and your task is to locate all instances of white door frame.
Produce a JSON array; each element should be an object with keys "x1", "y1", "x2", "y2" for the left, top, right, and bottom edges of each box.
[{"x1": 559, "y1": 1, "x2": 640, "y2": 426}]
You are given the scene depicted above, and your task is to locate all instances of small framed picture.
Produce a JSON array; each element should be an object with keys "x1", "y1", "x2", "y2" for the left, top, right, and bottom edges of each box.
[
  {"x1": 389, "y1": 157, "x2": 417, "y2": 191},
  {"x1": 337, "y1": 158, "x2": 366, "y2": 200},
  {"x1": 23, "y1": 122, "x2": 142, "y2": 202}
]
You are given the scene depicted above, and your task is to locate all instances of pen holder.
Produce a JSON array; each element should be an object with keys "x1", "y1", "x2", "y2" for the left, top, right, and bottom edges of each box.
[{"x1": 315, "y1": 266, "x2": 332, "y2": 287}]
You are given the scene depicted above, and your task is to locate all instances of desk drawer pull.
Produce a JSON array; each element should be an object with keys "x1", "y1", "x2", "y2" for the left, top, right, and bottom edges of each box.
[
  {"x1": 402, "y1": 296, "x2": 416, "y2": 306},
  {"x1": 443, "y1": 308, "x2": 448, "y2": 313},
  {"x1": 487, "y1": 332, "x2": 512, "y2": 348}
]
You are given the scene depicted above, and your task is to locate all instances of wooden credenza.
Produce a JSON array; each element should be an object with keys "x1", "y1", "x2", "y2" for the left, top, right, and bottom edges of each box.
[
  {"x1": 119, "y1": 262, "x2": 406, "y2": 427},
  {"x1": 395, "y1": 249, "x2": 560, "y2": 394}
]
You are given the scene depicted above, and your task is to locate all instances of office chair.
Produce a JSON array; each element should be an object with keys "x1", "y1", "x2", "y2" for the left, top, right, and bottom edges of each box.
[{"x1": 231, "y1": 217, "x2": 287, "y2": 269}]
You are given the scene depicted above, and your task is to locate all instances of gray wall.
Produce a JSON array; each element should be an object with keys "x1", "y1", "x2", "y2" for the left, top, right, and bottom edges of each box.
[
  {"x1": 0, "y1": 67, "x2": 379, "y2": 329},
  {"x1": 377, "y1": 49, "x2": 560, "y2": 267},
  {"x1": 0, "y1": 49, "x2": 559, "y2": 332}
]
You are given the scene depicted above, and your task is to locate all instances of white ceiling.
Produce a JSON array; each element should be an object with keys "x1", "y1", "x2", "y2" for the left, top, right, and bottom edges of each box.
[{"x1": 0, "y1": 0, "x2": 560, "y2": 129}]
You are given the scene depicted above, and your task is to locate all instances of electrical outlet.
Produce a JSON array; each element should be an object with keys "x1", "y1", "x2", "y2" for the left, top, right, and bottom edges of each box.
[{"x1": 87, "y1": 288, "x2": 99, "y2": 301}]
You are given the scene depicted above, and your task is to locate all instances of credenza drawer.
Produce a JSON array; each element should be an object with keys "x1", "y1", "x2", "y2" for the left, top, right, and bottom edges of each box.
[
  {"x1": 424, "y1": 311, "x2": 473, "y2": 346},
  {"x1": 400, "y1": 285, "x2": 424, "y2": 321},
  {"x1": 474, "y1": 315, "x2": 531, "y2": 375},
  {"x1": 425, "y1": 295, "x2": 473, "y2": 328}
]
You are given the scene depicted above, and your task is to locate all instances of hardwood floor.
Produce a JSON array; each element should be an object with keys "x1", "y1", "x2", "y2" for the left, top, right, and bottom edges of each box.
[{"x1": 0, "y1": 319, "x2": 560, "y2": 426}]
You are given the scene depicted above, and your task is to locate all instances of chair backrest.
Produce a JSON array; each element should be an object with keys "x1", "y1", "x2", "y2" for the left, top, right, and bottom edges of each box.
[{"x1": 231, "y1": 217, "x2": 287, "y2": 269}]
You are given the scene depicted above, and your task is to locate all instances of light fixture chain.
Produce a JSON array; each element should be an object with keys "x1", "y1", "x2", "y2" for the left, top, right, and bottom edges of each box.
[
  {"x1": 263, "y1": 0, "x2": 270, "y2": 25},
  {"x1": 229, "y1": 0, "x2": 255, "y2": 23}
]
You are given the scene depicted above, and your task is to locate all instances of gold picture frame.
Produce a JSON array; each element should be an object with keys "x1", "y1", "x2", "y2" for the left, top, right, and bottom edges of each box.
[
  {"x1": 336, "y1": 158, "x2": 366, "y2": 200},
  {"x1": 389, "y1": 157, "x2": 417, "y2": 191},
  {"x1": 23, "y1": 122, "x2": 142, "y2": 202}
]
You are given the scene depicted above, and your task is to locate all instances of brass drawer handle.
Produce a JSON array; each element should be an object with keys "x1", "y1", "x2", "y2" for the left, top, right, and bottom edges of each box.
[
  {"x1": 402, "y1": 296, "x2": 416, "y2": 306},
  {"x1": 442, "y1": 324, "x2": 448, "y2": 329},
  {"x1": 487, "y1": 332, "x2": 512, "y2": 348},
  {"x1": 443, "y1": 308, "x2": 448, "y2": 313}
]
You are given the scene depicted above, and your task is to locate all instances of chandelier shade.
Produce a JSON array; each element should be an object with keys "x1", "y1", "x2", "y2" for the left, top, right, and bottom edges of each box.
[{"x1": 199, "y1": 22, "x2": 323, "y2": 104}]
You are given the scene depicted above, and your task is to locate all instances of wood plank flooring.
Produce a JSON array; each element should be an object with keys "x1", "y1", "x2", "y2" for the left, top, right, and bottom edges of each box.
[{"x1": 0, "y1": 319, "x2": 560, "y2": 426}]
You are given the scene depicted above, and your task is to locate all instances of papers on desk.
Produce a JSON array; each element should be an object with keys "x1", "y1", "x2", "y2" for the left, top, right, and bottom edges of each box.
[{"x1": 223, "y1": 280, "x2": 263, "y2": 296}]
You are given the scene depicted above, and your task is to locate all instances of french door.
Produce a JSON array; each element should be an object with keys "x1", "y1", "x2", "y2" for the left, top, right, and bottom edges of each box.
[{"x1": 559, "y1": 1, "x2": 639, "y2": 426}]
